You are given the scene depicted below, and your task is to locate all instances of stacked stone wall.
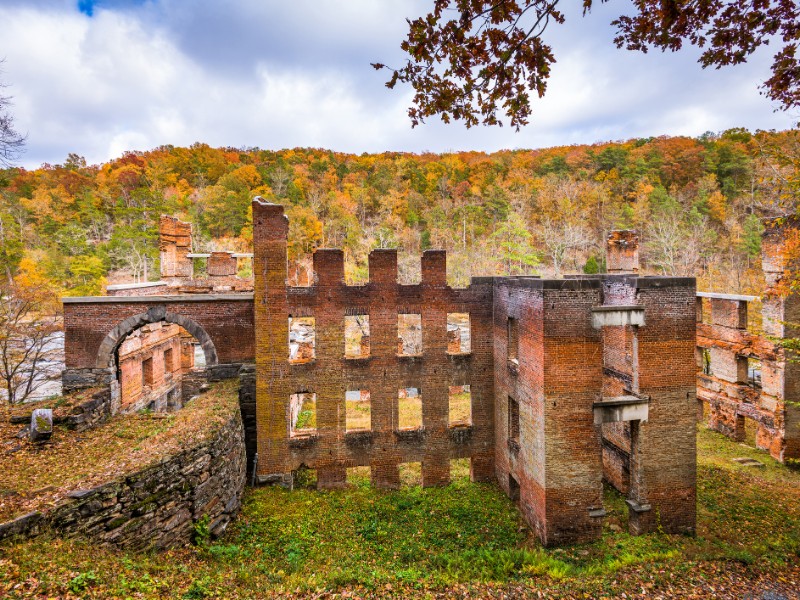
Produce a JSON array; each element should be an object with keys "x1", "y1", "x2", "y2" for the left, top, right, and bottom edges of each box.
[{"x1": 0, "y1": 402, "x2": 246, "y2": 550}]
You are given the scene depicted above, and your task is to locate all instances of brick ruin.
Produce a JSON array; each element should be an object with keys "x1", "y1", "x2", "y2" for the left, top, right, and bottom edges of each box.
[
  {"x1": 106, "y1": 215, "x2": 254, "y2": 296},
  {"x1": 252, "y1": 199, "x2": 697, "y2": 544},
  {"x1": 697, "y1": 216, "x2": 800, "y2": 463},
  {"x1": 117, "y1": 322, "x2": 196, "y2": 412},
  {"x1": 59, "y1": 198, "x2": 705, "y2": 546}
]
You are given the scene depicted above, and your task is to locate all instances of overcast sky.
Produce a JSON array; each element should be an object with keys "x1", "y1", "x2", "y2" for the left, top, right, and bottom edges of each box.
[{"x1": 0, "y1": 0, "x2": 795, "y2": 169}]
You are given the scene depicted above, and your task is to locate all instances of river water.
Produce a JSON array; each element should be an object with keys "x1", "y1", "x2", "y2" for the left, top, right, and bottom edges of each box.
[{"x1": 3, "y1": 333, "x2": 205, "y2": 403}]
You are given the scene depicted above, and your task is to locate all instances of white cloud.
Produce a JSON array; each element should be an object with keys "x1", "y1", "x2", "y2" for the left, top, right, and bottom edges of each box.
[{"x1": 0, "y1": 0, "x2": 793, "y2": 169}]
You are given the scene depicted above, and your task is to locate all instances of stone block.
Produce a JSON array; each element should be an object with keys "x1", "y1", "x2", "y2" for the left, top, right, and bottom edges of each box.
[{"x1": 30, "y1": 409, "x2": 53, "y2": 442}]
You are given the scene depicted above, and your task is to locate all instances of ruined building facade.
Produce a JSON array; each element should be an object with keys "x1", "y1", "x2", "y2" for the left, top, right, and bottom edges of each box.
[
  {"x1": 62, "y1": 199, "x2": 701, "y2": 546},
  {"x1": 117, "y1": 322, "x2": 196, "y2": 412},
  {"x1": 697, "y1": 216, "x2": 800, "y2": 463},
  {"x1": 252, "y1": 200, "x2": 697, "y2": 545}
]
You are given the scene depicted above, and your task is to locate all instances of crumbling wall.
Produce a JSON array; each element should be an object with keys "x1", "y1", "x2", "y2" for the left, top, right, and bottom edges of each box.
[
  {"x1": 159, "y1": 215, "x2": 194, "y2": 279},
  {"x1": 118, "y1": 322, "x2": 187, "y2": 412},
  {"x1": 253, "y1": 199, "x2": 495, "y2": 489},
  {"x1": 698, "y1": 216, "x2": 800, "y2": 462},
  {"x1": 0, "y1": 401, "x2": 246, "y2": 550}
]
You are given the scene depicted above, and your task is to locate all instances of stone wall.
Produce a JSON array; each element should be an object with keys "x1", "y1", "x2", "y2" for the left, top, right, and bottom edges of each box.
[{"x1": 0, "y1": 400, "x2": 246, "y2": 551}]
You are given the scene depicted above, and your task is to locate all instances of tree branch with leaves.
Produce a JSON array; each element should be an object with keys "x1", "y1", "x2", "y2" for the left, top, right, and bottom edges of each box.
[{"x1": 375, "y1": 0, "x2": 800, "y2": 128}]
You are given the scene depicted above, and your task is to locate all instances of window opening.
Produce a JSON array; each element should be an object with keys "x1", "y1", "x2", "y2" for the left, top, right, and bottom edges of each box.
[
  {"x1": 289, "y1": 316, "x2": 315, "y2": 363},
  {"x1": 346, "y1": 389, "x2": 371, "y2": 431},
  {"x1": 447, "y1": 313, "x2": 471, "y2": 354},
  {"x1": 397, "y1": 314, "x2": 423, "y2": 356},
  {"x1": 449, "y1": 384, "x2": 472, "y2": 426},
  {"x1": 345, "y1": 315, "x2": 370, "y2": 358},
  {"x1": 398, "y1": 387, "x2": 422, "y2": 430},
  {"x1": 289, "y1": 392, "x2": 317, "y2": 436}
]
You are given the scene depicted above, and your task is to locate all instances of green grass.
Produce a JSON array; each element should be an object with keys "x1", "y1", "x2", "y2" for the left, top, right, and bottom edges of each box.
[{"x1": 1, "y1": 426, "x2": 799, "y2": 598}]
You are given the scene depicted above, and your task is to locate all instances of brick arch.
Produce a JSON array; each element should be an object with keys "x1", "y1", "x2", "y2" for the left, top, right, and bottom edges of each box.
[{"x1": 94, "y1": 305, "x2": 218, "y2": 369}]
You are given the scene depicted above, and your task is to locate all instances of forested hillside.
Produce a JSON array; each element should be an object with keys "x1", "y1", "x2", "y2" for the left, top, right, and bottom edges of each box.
[{"x1": 1, "y1": 128, "x2": 798, "y2": 296}]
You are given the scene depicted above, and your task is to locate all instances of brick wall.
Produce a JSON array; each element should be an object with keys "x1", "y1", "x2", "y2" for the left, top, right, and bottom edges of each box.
[
  {"x1": 253, "y1": 200, "x2": 495, "y2": 489},
  {"x1": 63, "y1": 297, "x2": 254, "y2": 369},
  {"x1": 252, "y1": 199, "x2": 696, "y2": 546},
  {"x1": 697, "y1": 216, "x2": 800, "y2": 463}
]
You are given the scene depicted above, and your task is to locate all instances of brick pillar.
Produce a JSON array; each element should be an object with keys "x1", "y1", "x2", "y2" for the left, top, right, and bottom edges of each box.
[
  {"x1": 421, "y1": 250, "x2": 450, "y2": 487},
  {"x1": 762, "y1": 216, "x2": 800, "y2": 461},
  {"x1": 628, "y1": 278, "x2": 696, "y2": 535},
  {"x1": 540, "y1": 283, "x2": 604, "y2": 546},
  {"x1": 159, "y1": 215, "x2": 193, "y2": 279},
  {"x1": 606, "y1": 230, "x2": 639, "y2": 274},
  {"x1": 253, "y1": 198, "x2": 291, "y2": 481},
  {"x1": 313, "y1": 249, "x2": 347, "y2": 488},
  {"x1": 368, "y1": 249, "x2": 401, "y2": 488}
]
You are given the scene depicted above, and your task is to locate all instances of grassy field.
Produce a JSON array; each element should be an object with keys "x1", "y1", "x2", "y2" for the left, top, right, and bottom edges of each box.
[{"x1": 1, "y1": 426, "x2": 799, "y2": 599}]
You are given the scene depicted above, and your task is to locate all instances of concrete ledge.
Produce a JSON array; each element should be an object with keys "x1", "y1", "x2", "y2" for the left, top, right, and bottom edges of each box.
[
  {"x1": 593, "y1": 396, "x2": 649, "y2": 424},
  {"x1": 592, "y1": 306, "x2": 645, "y2": 328},
  {"x1": 697, "y1": 291, "x2": 759, "y2": 302}
]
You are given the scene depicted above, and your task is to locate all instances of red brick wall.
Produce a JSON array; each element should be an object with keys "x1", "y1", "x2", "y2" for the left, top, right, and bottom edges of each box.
[
  {"x1": 63, "y1": 297, "x2": 254, "y2": 368},
  {"x1": 253, "y1": 199, "x2": 495, "y2": 488},
  {"x1": 696, "y1": 216, "x2": 800, "y2": 462}
]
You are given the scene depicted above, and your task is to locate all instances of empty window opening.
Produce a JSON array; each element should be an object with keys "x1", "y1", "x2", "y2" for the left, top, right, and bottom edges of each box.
[
  {"x1": 449, "y1": 385, "x2": 472, "y2": 426},
  {"x1": 736, "y1": 356, "x2": 749, "y2": 384},
  {"x1": 701, "y1": 348, "x2": 712, "y2": 375},
  {"x1": 192, "y1": 342, "x2": 206, "y2": 367},
  {"x1": 293, "y1": 464, "x2": 317, "y2": 489},
  {"x1": 507, "y1": 317, "x2": 519, "y2": 363},
  {"x1": 748, "y1": 358, "x2": 762, "y2": 388},
  {"x1": 509, "y1": 474, "x2": 520, "y2": 501},
  {"x1": 447, "y1": 313, "x2": 471, "y2": 354},
  {"x1": 450, "y1": 458, "x2": 471, "y2": 483},
  {"x1": 289, "y1": 392, "x2": 317, "y2": 436},
  {"x1": 399, "y1": 462, "x2": 422, "y2": 487},
  {"x1": 346, "y1": 389, "x2": 371, "y2": 432},
  {"x1": 398, "y1": 387, "x2": 422, "y2": 430},
  {"x1": 397, "y1": 314, "x2": 423, "y2": 356},
  {"x1": 743, "y1": 415, "x2": 759, "y2": 447},
  {"x1": 142, "y1": 356, "x2": 154, "y2": 388},
  {"x1": 289, "y1": 316, "x2": 315, "y2": 363},
  {"x1": 345, "y1": 315, "x2": 370, "y2": 358},
  {"x1": 508, "y1": 396, "x2": 520, "y2": 442},
  {"x1": 163, "y1": 347, "x2": 174, "y2": 373},
  {"x1": 346, "y1": 466, "x2": 371, "y2": 488}
]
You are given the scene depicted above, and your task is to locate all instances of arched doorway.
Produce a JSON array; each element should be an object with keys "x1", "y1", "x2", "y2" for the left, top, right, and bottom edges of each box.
[
  {"x1": 94, "y1": 306, "x2": 218, "y2": 412},
  {"x1": 94, "y1": 305, "x2": 218, "y2": 369}
]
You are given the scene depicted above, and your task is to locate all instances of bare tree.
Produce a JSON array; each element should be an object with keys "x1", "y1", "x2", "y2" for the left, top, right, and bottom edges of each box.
[
  {"x1": 0, "y1": 62, "x2": 25, "y2": 168},
  {"x1": 537, "y1": 218, "x2": 591, "y2": 277},
  {"x1": 0, "y1": 284, "x2": 61, "y2": 404}
]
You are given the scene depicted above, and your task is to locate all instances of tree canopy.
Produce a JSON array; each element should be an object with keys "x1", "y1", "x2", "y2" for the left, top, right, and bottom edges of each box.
[
  {"x1": 373, "y1": 0, "x2": 800, "y2": 128},
  {"x1": 1, "y1": 130, "x2": 796, "y2": 296}
]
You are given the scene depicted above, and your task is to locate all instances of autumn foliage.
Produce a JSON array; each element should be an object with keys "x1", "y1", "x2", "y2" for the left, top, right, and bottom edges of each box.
[{"x1": 0, "y1": 129, "x2": 797, "y2": 296}]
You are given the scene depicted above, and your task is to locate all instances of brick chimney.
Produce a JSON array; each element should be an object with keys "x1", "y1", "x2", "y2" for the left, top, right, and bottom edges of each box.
[{"x1": 606, "y1": 230, "x2": 639, "y2": 274}]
